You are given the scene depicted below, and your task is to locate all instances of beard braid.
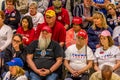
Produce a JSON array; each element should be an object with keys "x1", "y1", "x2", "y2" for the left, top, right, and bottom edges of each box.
[{"x1": 38, "y1": 34, "x2": 51, "y2": 50}]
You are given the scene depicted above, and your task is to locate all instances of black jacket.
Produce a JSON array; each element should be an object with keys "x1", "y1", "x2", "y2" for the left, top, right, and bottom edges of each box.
[{"x1": 3, "y1": 44, "x2": 28, "y2": 71}]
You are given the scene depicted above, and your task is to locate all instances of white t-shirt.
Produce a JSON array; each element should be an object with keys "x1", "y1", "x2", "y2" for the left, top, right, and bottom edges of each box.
[
  {"x1": 65, "y1": 44, "x2": 94, "y2": 70},
  {"x1": 94, "y1": 45, "x2": 120, "y2": 69},
  {"x1": 25, "y1": 12, "x2": 44, "y2": 29}
]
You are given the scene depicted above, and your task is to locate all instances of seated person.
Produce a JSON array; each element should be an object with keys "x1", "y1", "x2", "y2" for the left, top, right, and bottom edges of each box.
[
  {"x1": 16, "y1": 16, "x2": 35, "y2": 46},
  {"x1": 64, "y1": 30, "x2": 94, "y2": 80},
  {"x1": 66, "y1": 17, "x2": 83, "y2": 48},
  {"x1": 47, "y1": 0, "x2": 70, "y2": 30},
  {"x1": 26, "y1": 26, "x2": 64, "y2": 80},
  {"x1": 25, "y1": 1, "x2": 44, "y2": 30},
  {"x1": 3, "y1": 34, "x2": 28, "y2": 73},
  {"x1": 94, "y1": 30, "x2": 120, "y2": 75},
  {"x1": 3, "y1": 58, "x2": 28, "y2": 80},
  {"x1": 4, "y1": 0, "x2": 21, "y2": 30},
  {"x1": 90, "y1": 65, "x2": 120, "y2": 80}
]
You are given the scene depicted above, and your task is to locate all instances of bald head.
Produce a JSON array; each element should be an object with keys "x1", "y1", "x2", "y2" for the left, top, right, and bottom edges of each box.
[{"x1": 101, "y1": 65, "x2": 113, "y2": 80}]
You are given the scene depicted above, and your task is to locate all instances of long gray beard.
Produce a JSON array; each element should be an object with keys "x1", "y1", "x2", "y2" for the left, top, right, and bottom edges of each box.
[{"x1": 38, "y1": 35, "x2": 51, "y2": 50}]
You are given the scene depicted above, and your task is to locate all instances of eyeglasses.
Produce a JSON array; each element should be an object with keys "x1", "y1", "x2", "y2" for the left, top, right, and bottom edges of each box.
[{"x1": 13, "y1": 39, "x2": 21, "y2": 43}]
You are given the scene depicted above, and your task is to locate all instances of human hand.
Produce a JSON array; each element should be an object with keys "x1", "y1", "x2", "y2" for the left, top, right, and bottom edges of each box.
[
  {"x1": 70, "y1": 70, "x2": 79, "y2": 77},
  {"x1": 41, "y1": 68, "x2": 51, "y2": 76},
  {"x1": 13, "y1": 43, "x2": 20, "y2": 51},
  {"x1": 36, "y1": 69, "x2": 47, "y2": 76},
  {"x1": 10, "y1": 18, "x2": 16, "y2": 20}
]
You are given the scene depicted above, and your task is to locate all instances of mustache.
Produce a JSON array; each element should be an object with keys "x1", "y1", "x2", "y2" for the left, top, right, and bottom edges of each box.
[{"x1": 38, "y1": 35, "x2": 51, "y2": 50}]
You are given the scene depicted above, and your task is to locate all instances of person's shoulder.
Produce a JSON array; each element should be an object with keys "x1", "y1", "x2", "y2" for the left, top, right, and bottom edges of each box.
[
  {"x1": 16, "y1": 75, "x2": 27, "y2": 80},
  {"x1": 14, "y1": 9, "x2": 21, "y2": 14},
  {"x1": 55, "y1": 21, "x2": 65, "y2": 29},
  {"x1": 95, "y1": 47, "x2": 102, "y2": 53},
  {"x1": 87, "y1": 27, "x2": 94, "y2": 33},
  {"x1": 87, "y1": 46, "x2": 93, "y2": 51},
  {"x1": 90, "y1": 71, "x2": 101, "y2": 80},
  {"x1": 66, "y1": 28, "x2": 74, "y2": 33},
  {"x1": 62, "y1": 8, "x2": 68, "y2": 12},
  {"x1": 112, "y1": 73, "x2": 120, "y2": 80},
  {"x1": 24, "y1": 12, "x2": 30, "y2": 16},
  {"x1": 3, "y1": 24, "x2": 12, "y2": 30},
  {"x1": 36, "y1": 12, "x2": 43, "y2": 16},
  {"x1": 37, "y1": 23, "x2": 46, "y2": 26},
  {"x1": 67, "y1": 44, "x2": 76, "y2": 49},
  {"x1": 113, "y1": 26, "x2": 120, "y2": 32},
  {"x1": 51, "y1": 40, "x2": 59, "y2": 45},
  {"x1": 5, "y1": 44, "x2": 12, "y2": 50},
  {"x1": 3, "y1": 71, "x2": 11, "y2": 79},
  {"x1": 110, "y1": 45, "x2": 119, "y2": 49}
]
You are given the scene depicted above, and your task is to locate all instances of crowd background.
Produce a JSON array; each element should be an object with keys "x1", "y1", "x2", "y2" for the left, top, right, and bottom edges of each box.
[{"x1": 0, "y1": 0, "x2": 120, "y2": 80}]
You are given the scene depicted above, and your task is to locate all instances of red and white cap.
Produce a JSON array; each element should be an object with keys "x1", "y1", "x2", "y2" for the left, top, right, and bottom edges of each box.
[
  {"x1": 41, "y1": 26, "x2": 52, "y2": 33},
  {"x1": 72, "y1": 17, "x2": 82, "y2": 24},
  {"x1": 77, "y1": 29, "x2": 87, "y2": 39}
]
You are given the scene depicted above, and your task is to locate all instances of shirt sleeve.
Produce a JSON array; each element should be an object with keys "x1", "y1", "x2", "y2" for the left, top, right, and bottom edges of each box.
[
  {"x1": 53, "y1": 41, "x2": 64, "y2": 58},
  {"x1": 94, "y1": 48, "x2": 100, "y2": 63},
  {"x1": 27, "y1": 40, "x2": 38, "y2": 54},
  {"x1": 114, "y1": 47, "x2": 120, "y2": 60},
  {"x1": 38, "y1": 13, "x2": 44, "y2": 24},
  {"x1": 59, "y1": 25, "x2": 66, "y2": 42},
  {"x1": 87, "y1": 46, "x2": 95, "y2": 60},
  {"x1": 65, "y1": 47, "x2": 71, "y2": 60},
  {"x1": 0, "y1": 27, "x2": 13, "y2": 51}
]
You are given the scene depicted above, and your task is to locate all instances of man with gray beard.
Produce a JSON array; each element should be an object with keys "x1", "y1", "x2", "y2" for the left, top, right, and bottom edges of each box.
[{"x1": 26, "y1": 26, "x2": 64, "y2": 80}]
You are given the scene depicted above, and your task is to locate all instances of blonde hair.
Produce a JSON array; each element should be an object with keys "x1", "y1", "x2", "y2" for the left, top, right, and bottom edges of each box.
[
  {"x1": 14, "y1": 66, "x2": 25, "y2": 77},
  {"x1": 92, "y1": 12, "x2": 108, "y2": 30},
  {"x1": 106, "y1": 3, "x2": 116, "y2": 10}
]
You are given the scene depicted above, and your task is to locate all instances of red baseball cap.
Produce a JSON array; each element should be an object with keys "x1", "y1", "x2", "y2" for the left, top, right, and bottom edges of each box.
[
  {"x1": 72, "y1": 17, "x2": 82, "y2": 24},
  {"x1": 77, "y1": 30, "x2": 87, "y2": 39},
  {"x1": 41, "y1": 26, "x2": 52, "y2": 33}
]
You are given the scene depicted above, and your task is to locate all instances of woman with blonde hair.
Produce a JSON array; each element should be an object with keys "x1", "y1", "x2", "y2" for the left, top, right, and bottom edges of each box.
[
  {"x1": 106, "y1": 3, "x2": 120, "y2": 30},
  {"x1": 87, "y1": 11, "x2": 112, "y2": 52},
  {"x1": 3, "y1": 58, "x2": 27, "y2": 80}
]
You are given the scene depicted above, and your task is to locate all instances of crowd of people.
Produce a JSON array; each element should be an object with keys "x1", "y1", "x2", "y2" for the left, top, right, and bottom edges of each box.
[{"x1": 0, "y1": 0, "x2": 120, "y2": 80}]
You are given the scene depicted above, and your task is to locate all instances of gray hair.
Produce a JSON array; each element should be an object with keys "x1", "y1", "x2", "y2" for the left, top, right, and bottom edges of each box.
[
  {"x1": 29, "y1": 1, "x2": 38, "y2": 9},
  {"x1": 101, "y1": 65, "x2": 113, "y2": 72}
]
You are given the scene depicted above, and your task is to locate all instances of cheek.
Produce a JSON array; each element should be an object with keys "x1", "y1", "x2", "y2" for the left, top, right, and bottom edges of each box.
[
  {"x1": 76, "y1": 40, "x2": 80, "y2": 44},
  {"x1": 45, "y1": 19, "x2": 49, "y2": 22},
  {"x1": 12, "y1": 68, "x2": 17, "y2": 75}
]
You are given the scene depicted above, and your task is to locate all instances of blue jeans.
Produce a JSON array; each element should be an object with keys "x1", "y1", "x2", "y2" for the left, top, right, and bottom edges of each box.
[
  {"x1": 30, "y1": 71, "x2": 58, "y2": 80},
  {"x1": 65, "y1": 72, "x2": 89, "y2": 80}
]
